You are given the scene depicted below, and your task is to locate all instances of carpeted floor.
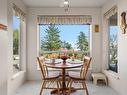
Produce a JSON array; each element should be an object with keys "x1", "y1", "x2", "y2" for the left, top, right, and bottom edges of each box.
[{"x1": 14, "y1": 81, "x2": 120, "y2": 95}]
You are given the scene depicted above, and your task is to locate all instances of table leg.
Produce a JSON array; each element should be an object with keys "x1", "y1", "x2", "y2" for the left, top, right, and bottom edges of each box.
[
  {"x1": 62, "y1": 68, "x2": 66, "y2": 94},
  {"x1": 51, "y1": 68, "x2": 67, "y2": 94},
  {"x1": 51, "y1": 68, "x2": 76, "y2": 94}
]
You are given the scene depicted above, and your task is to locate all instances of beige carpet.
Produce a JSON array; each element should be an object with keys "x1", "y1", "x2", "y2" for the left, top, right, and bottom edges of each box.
[{"x1": 14, "y1": 81, "x2": 120, "y2": 95}]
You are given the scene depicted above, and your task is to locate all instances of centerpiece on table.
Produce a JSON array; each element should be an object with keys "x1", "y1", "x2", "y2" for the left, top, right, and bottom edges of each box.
[{"x1": 61, "y1": 55, "x2": 68, "y2": 63}]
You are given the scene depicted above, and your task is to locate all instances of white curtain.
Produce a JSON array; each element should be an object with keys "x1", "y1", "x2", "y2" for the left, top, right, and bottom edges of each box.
[
  {"x1": 13, "y1": 4, "x2": 26, "y2": 21},
  {"x1": 38, "y1": 15, "x2": 92, "y2": 25},
  {"x1": 104, "y1": 5, "x2": 117, "y2": 19}
]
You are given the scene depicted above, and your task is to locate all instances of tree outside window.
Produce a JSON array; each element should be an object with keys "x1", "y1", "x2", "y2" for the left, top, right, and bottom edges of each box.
[
  {"x1": 108, "y1": 13, "x2": 118, "y2": 73},
  {"x1": 40, "y1": 24, "x2": 90, "y2": 60}
]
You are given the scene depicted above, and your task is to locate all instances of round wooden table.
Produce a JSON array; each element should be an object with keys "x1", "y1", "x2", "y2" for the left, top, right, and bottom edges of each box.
[{"x1": 45, "y1": 60, "x2": 83, "y2": 95}]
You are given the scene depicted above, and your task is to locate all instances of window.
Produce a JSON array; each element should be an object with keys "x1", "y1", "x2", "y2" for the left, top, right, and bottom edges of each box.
[
  {"x1": 12, "y1": 4, "x2": 26, "y2": 73},
  {"x1": 108, "y1": 13, "x2": 118, "y2": 73},
  {"x1": 13, "y1": 14, "x2": 21, "y2": 73},
  {"x1": 39, "y1": 24, "x2": 90, "y2": 60}
]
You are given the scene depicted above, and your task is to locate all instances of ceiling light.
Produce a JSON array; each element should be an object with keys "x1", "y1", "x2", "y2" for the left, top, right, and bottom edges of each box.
[
  {"x1": 64, "y1": 0, "x2": 69, "y2": 5},
  {"x1": 63, "y1": 0, "x2": 69, "y2": 12}
]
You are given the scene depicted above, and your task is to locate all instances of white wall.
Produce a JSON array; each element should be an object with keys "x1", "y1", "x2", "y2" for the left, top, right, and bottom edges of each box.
[
  {"x1": 26, "y1": 7, "x2": 102, "y2": 80},
  {"x1": 117, "y1": 0, "x2": 127, "y2": 95},
  {"x1": 101, "y1": 0, "x2": 117, "y2": 69},
  {"x1": 7, "y1": 0, "x2": 27, "y2": 95},
  {"x1": 102, "y1": 0, "x2": 127, "y2": 95},
  {"x1": 0, "y1": 0, "x2": 8, "y2": 95},
  {"x1": 0, "y1": 31, "x2": 8, "y2": 95}
]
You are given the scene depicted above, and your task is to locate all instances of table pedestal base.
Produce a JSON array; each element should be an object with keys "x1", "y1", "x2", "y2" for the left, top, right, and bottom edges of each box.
[{"x1": 51, "y1": 87, "x2": 76, "y2": 95}]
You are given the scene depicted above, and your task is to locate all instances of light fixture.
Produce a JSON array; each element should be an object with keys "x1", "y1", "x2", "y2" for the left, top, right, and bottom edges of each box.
[
  {"x1": 64, "y1": 0, "x2": 69, "y2": 12},
  {"x1": 64, "y1": 0, "x2": 69, "y2": 5}
]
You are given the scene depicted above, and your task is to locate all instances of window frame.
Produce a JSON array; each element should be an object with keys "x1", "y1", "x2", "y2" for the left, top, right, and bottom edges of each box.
[
  {"x1": 108, "y1": 13, "x2": 118, "y2": 73},
  {"x1": 12, "y1": 10, "x2": 22, "y2": 73}
]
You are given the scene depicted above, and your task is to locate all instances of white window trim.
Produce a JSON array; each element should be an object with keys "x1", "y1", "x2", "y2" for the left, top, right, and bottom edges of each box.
[
  {"x1": 102, "y1": 6, "x2": 118, "y2": 73},
  {"x1": 103, "y1": 70, "x2": 119, "y2": 80},
  {"x1": 12, "y1": 9, "x2": 26, "y2": 74}
]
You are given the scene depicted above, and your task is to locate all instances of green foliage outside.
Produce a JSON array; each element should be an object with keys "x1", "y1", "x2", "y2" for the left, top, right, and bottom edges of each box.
[
  {"x1": 76, "y1": 31, "x2": 88, "y2": 51},
  {"x1": 109, "y1": 34, "x2": 117, "y2": 64},
  {"x1": 41, "y1": 25, "x2": 89, "y2": 54},
  {"x1": 13, "y1": 29, "x2": 19, "y2": 55},
  {"x1": 61, "y1": 40, "x2": 72, "y2": 50},
  {"x1": 41, "y1": 24, "x2": 61, "y2": 51}
]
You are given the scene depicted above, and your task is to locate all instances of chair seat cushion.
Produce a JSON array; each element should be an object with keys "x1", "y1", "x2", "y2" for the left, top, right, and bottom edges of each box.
[
  {"x1": 45, "y1": 71, "x2": 60, "y2": 80},
  {"x1": 68, "y1": 71, "x2": 85, "y2": 80}
]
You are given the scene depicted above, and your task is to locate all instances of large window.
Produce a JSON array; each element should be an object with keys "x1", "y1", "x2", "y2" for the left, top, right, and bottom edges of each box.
[
  {"x1": 108, "y1": 13, "x2": 118, "y2": 73},
  {"x1": 13, "y1": 14, "x2": 21, "y2": 73},
  {"x1": 39, "y1": 24, "x2": 90, "y2": 60}
]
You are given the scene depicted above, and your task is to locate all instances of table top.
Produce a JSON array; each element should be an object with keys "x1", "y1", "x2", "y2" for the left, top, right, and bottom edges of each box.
[{"x1": 45, "y1": 59, "x2": 83, "y2": 69}]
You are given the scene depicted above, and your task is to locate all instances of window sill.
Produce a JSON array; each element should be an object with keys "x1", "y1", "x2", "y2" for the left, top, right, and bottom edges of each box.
[
  {"x1": 11, "y1": 71, "x2": 25, "y2": 80},
  {"x1": 103, "y1": 70, "x2": 119, "y2": 80}
]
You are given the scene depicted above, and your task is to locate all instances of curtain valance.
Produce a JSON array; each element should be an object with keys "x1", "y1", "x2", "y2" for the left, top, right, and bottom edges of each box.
[
  {"x1": 104, "y1": 5, "x2": 117, "y2": 19},
  {"x1": 13, "y1": 4, "x2": 26, "y2": 21},
  {"x1": 38, "y1": 15, "x2": 92, "y2": 25}
]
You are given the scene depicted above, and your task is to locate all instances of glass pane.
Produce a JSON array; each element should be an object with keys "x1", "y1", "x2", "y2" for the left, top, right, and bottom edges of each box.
[
  {"x1": 108, "y1": 13, "x2": 118, "y2": 73},
  {"x1": 39, "y1": 24, "x2": 90, "y2": 60},
  {"x1": 13, "y1": 15, "x2": 21, "y2": 73}
]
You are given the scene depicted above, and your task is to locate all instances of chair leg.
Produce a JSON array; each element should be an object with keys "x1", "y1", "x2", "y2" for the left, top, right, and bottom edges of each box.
[
  {"x1": 57, "y1": 80, "x2": 60, "y2": 95},
  {"x1": 82, "y1": 81, "x2": 85, "y2": 89},
  {"x1": 105, "y1": 78, "x2": 108, "y2": 85},
  {"x1": 68, "y1": 80, "x2": 73, "y2": 95},
  {"x1": 40, "y1": 81, "x2": 45, "y2": 95},
  {"x1": 93, "y1": 78, "x2": 97, "y2": 85},
  {"x1": 83, "y1": 81, "x2": 89, "y2": 95},
  {"x1": 67, "y1": 78, "x2": 71, "y2": 87}
]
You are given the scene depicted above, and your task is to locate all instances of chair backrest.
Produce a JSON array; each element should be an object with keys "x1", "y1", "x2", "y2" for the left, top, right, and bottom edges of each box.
[
  {"x1": 37, "y1": 56, "x2": 48, "y2": 79},
  {"x1": 80, "y1": 56, "x2": 92, "y2": 79}
]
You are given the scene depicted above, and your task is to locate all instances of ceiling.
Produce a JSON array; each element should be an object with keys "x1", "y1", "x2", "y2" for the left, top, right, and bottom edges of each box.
[{"x1": 22, "y1": 0, "x2": 107, "y2": 8}]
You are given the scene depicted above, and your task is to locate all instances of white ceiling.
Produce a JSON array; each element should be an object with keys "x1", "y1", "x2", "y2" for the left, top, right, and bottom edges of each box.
[{"x1": 22, "y1": 0, "x2": 107, "y2": 8}]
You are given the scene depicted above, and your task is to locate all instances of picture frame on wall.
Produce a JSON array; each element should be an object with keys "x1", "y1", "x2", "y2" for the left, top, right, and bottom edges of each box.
[
  {"x1": 0, "y1": 24, "x2": 7, "y2": 31},
  {"x1": 95, "y1": 24, "x2": 99, "y2": 32},
  {"x1": 120, "y1": 12, "x2": 127, "y2": 34}
]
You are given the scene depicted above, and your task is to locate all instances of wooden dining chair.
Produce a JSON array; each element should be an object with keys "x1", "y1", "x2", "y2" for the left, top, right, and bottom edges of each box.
[
  {"x1": 67, "y1": 56, "x2": 92, "y2": 95},
  {"x1": 37, "y1": 56, "x2": 60, "y2": 95}
]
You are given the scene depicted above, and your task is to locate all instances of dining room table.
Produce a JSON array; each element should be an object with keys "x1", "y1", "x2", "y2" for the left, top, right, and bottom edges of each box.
[{"x1": 45, "y1": 59, "x2": 83, "y2": 95}]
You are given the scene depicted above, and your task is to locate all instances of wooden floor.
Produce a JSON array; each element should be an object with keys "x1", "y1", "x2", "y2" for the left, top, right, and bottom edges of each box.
[{"x1": 14, "y1": 81, "x2": 120, "y2": 95}]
